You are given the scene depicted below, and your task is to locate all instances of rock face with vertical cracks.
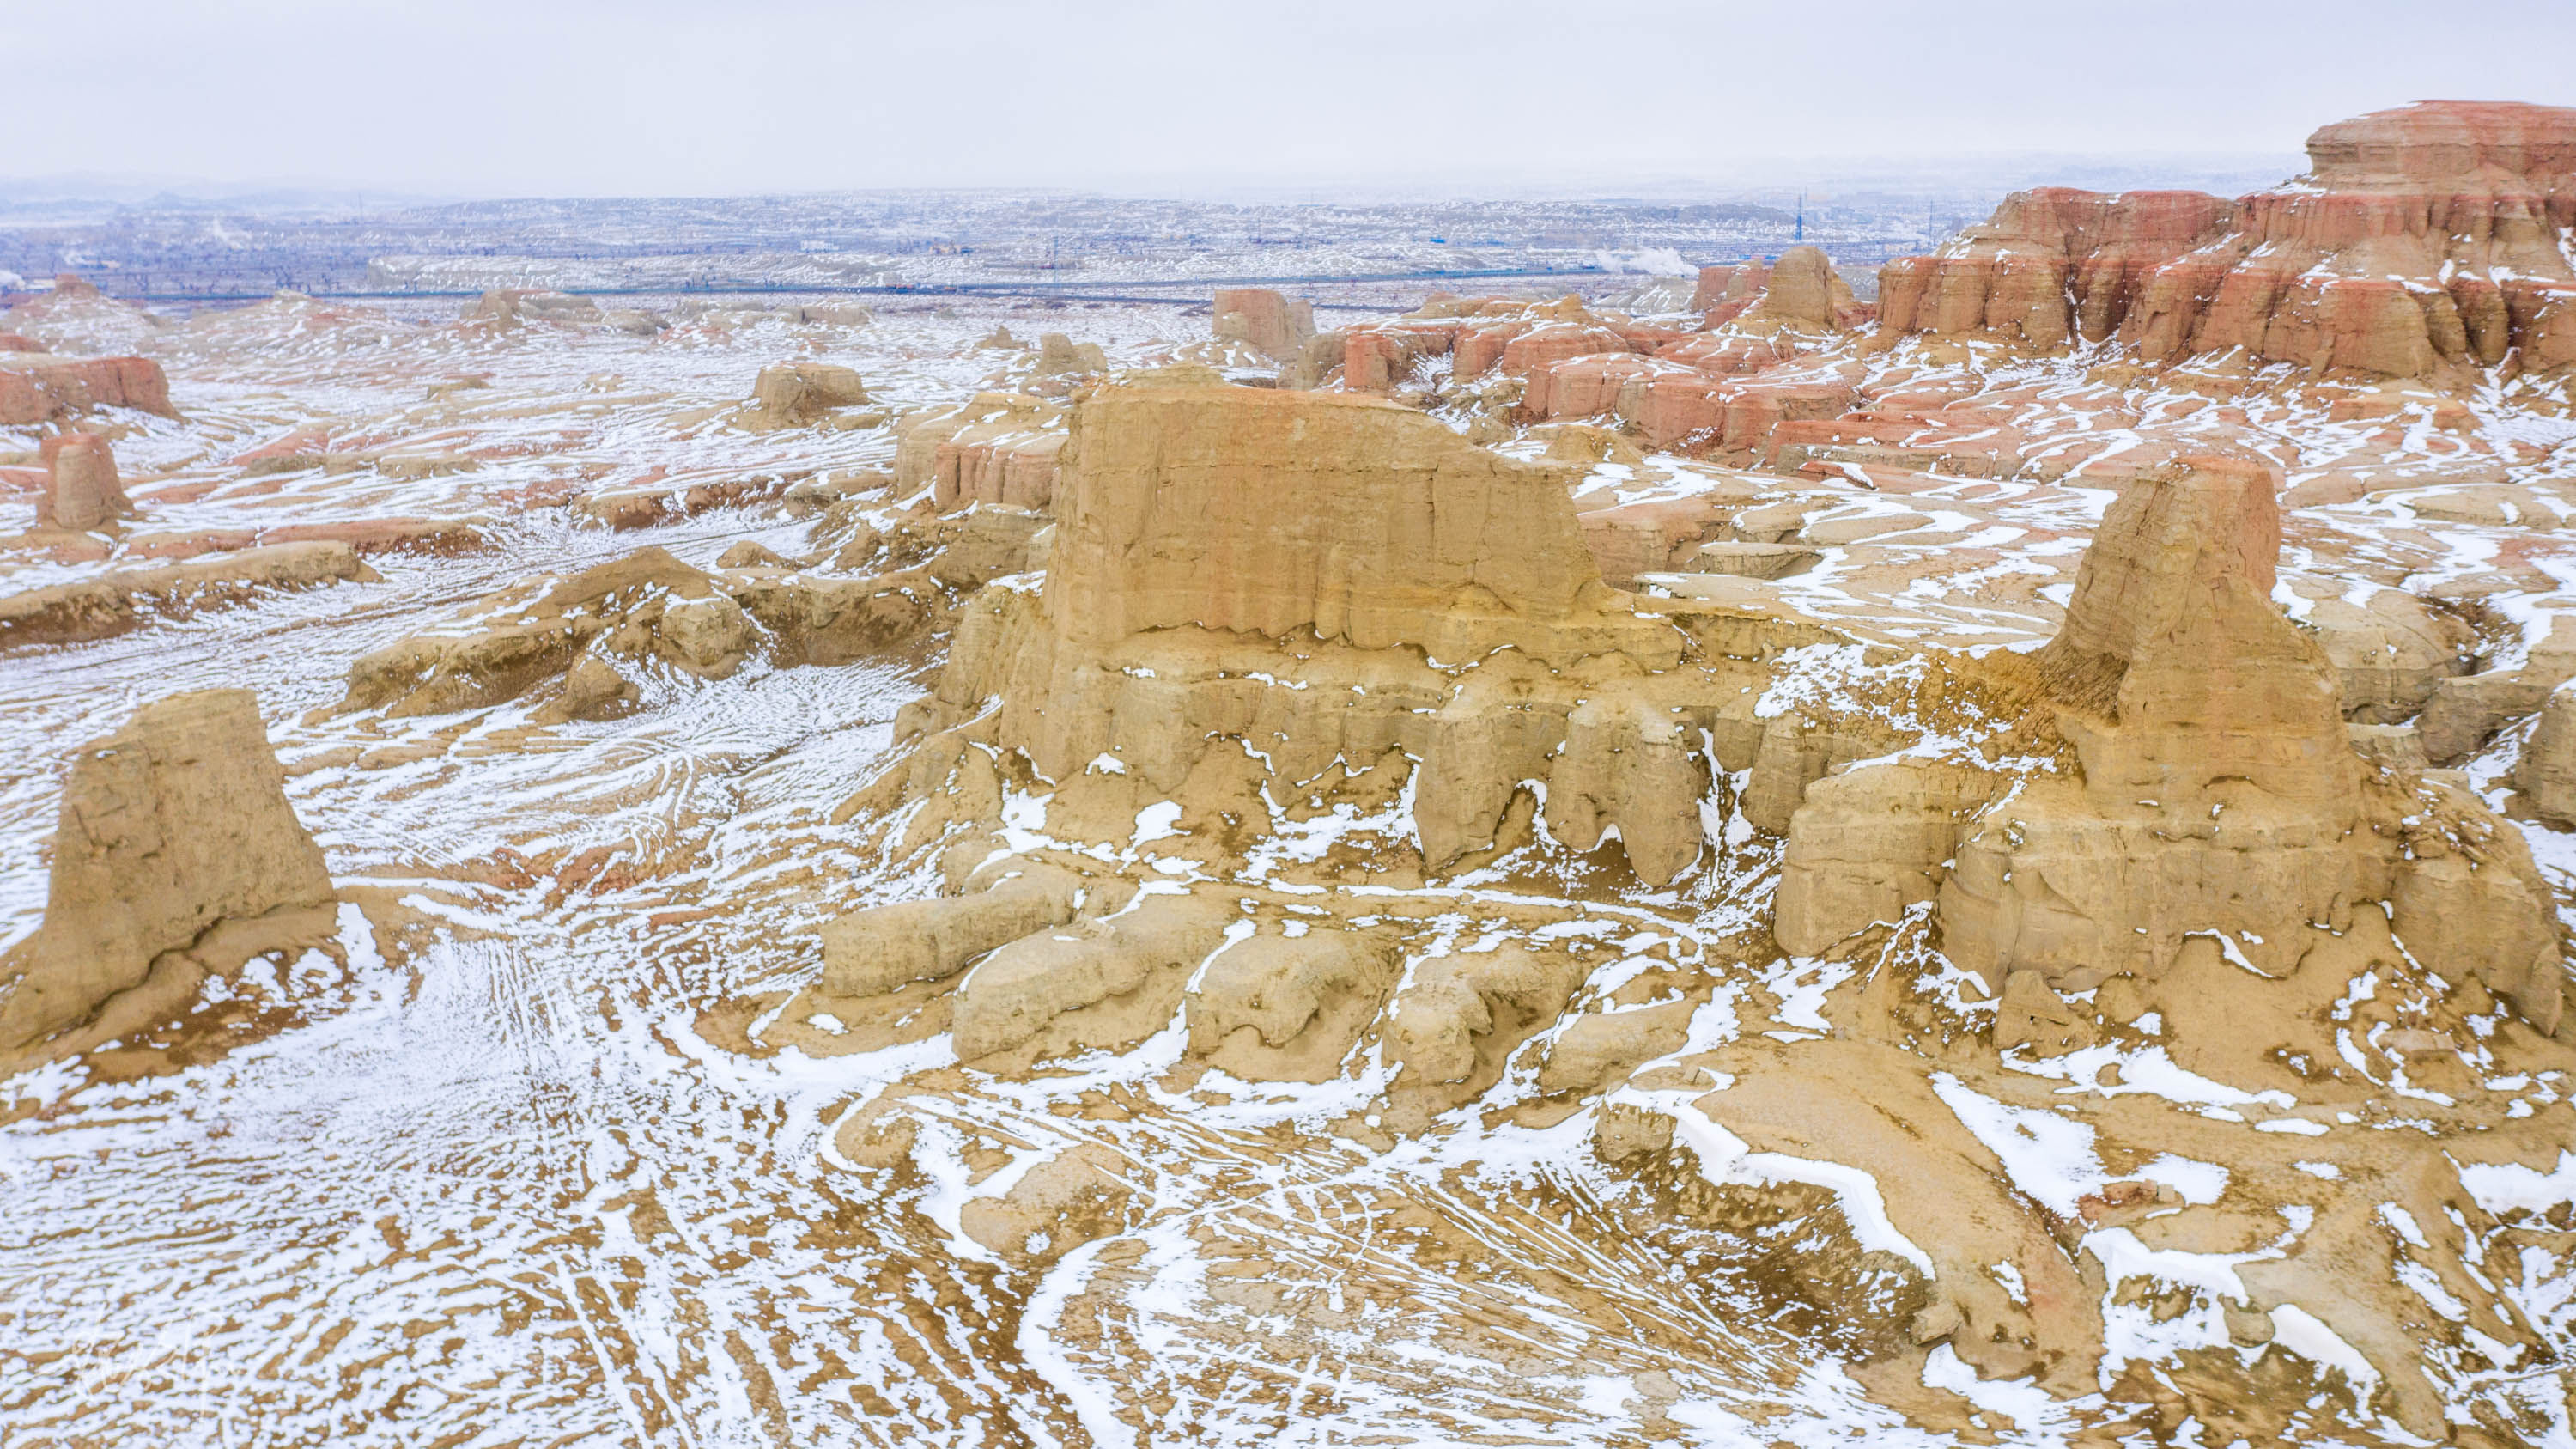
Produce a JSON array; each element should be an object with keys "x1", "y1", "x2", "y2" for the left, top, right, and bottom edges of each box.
[
  {"x1": 1879, "y1": 100, "x2": 2576, "y2": 378},
  {"x1": 903, "y1": 377, "x2": 1761, "y2": 889},
  {"x1": 0, "y1": 690, "x2": 336, "y2": 1064},
  {"x1": 1777, "y1": 454, "x2": 2565, "y2": 1032}
]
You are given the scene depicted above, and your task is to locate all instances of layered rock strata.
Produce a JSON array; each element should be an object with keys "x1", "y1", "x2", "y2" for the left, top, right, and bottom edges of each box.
[{"x1": 1880, "y1": 101, "x2": 2576, "y2": 377}]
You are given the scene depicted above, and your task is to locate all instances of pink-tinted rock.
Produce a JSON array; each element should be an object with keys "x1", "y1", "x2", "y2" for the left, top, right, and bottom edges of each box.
[
  {"x1": 1878, "y1": 189, "x2": 2236, "y2": 348},
  {"x1": 1341, "y1": 322, "x2": 1461, "y2": 392},
  {"x1": 1211, "y1": 289, "x2": 1316, "y2": 360},
  {"x1": 0, "y1": 353, "x2": 173, "y2": 425},
  {"x1": 256, "y1": 519, "x2": 489, "y2": 556},
  {"x1": 933, "y1": 431, "x2": 1064, "y2": 511},
  {"x1": 231, "y1": 426, "x2": 335, "y2": 472},
  {"x1": 1889, "y1": 102, "x2": 2576, "y2": 378},
  {"x1": 36, "y1": 433, "x2": 135, "y2": 532},
  {"x1": 127, "y1": 529, "x2": 259, "y2": 560},
  {"x1": 1691, "y1": 260, "x2": 1771, "y2": 321}
]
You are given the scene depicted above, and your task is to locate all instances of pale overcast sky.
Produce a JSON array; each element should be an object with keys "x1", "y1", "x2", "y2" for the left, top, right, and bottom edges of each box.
[{"x1": 7, "y1": 0, "x2": 2571, "y2": 197}]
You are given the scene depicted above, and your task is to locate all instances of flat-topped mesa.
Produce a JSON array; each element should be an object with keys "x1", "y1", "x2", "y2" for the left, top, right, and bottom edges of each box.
[
  {"x1": 906, "y1": 378, "x2": 1724, "y2": 888},
  {"x1": 1210, "y1": 288, "x2": 1316, "y2": 360},
  {"x1": 0, "y1": 350, "x2": 174, "y2": 425},
  {"x1": 2302, "y1": 99, "x2": 2576, "y2": 193},
  {"x1": 1044, "y1": 381, "x2": 1652, "y2": 662},
  {"x1": 2126, "y1": 101, "x2": 2576, "y2": 375}
]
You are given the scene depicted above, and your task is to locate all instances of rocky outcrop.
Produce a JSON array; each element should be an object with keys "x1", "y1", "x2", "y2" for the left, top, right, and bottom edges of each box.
[
  {"x1": 1035, "y1": 332, "x2": 1107, "y2": 378},
  {"x1": 1038, "y1": 382, "x2": 1651, "y2": 662},
  {"x1": 741, "y1": 362, "x2": 874, "y2": 430},
  {"x1": 1212, "y1": 289, "x2": 1315, "y2": 360},
  {"x1": 465, "y1": 289, "x2": 604, "y2": 326},
  {"x1": 0, "y1": 543, "x2": 377, "y2": 648},
  {"x1": 1774, "y1": 454, "x2": 2565, "y2": 1032},
  {"x1": 33, "y1": 432, "x2": 136, "y2": 533},
  {"x1": 1735, "y1": 247, "x2": 1868, "y2": 332},
  {"x1": 892, "y1": 392, "x2": 1066, "y2": 511},
  {"x1": 1876, "y1": 189, "x2": 2235, "y2": 348},
  {"x1": 2515, "y1": 679, "x2": 2576, "y2": 825},
  {"x1": 1880, "y1": 102, "x2": 2576, "y2": 376},
  {"x1": 0, "y1": 350, "x2": 174, "y2": 424},
  {"x1": 0, "y1": 691, "x2": 335, "y2": 1065},
  {"x1": 339, "y1": 545, "x2": 952, "y2": 720},
  {"x1": 869, "y1": 380, "x2": 1794, "y2": 902}
]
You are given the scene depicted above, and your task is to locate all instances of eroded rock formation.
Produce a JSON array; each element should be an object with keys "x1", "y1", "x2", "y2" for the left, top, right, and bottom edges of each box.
[
  {"x1": 741, "y1": 362, "x2": 874, "y2": 430},
  {"x1": 33, "y1": 432, "x2": 136, "y2": 533},
  {"x1": 1211, "y1": 288, "x2": 1315, "y2": 360},
  {"x1": 0, "y1": 350, "x2": 173, "y2": 424},
  {"x1": 0, "y1": 691, "x2": 337, "y2": 1068},
  {"x1": 1775, "y1": 454, "x2": 2564, "y2": 1032},
  {"x1": 1880, "y1": 100, "x2": 2576, "y2": 377}
]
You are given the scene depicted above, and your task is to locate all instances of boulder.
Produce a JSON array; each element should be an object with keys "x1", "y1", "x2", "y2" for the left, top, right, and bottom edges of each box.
[
  {"x1": 949, "y1": 889, "x2": 1231, "y2": 1062},
  {"x1": 1185, "y1": 925, "x2": 1399, "y2": 1081}
]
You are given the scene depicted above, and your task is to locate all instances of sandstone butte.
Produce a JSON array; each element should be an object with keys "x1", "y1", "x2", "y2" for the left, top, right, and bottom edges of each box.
[{"x1": 0, "y1": 690, "x2": 342, "y2": 1075}]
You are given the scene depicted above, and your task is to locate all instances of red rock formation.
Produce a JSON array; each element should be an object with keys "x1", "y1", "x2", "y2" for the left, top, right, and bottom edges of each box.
[
  {"x1": 1691, "y1": 259, "x2": 1770, "y2": 323},
  {"x1": 1342, "y1": 322, "x2": 1456, "y2": 391},
  {"x1": 1883, "y1": 102, "x2": 2576, "y2": 377},
  {"x1": 1876, "y1": 189, "x2": 2236, "y2": 348},
  {"x1": 1211, "y1": 288, "x2": 1316, "y2": 360},
  {"x1": 0, "y1": 352, "x2": 174, "y2": 425}
]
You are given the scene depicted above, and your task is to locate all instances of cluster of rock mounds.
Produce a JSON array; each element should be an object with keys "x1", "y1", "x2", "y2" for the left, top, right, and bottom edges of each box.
[
  {"x1": 0, "y1": 690, "x2": 347, "y2": 1076},
  {"x1": 1310, "y1": 247, "x2": 1880, "y2": 459},
  {"x1": 804, "y1": 377, "x2": 2567, "y2": 1042},
  {"x1": 334, "y1": 490, "x2": 1053, "y2": 723}
]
